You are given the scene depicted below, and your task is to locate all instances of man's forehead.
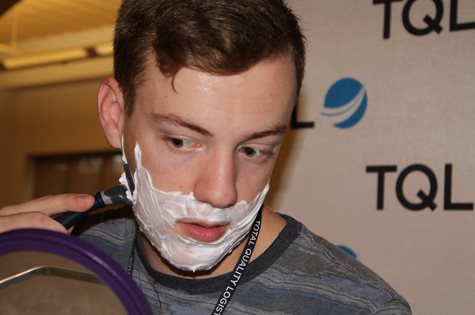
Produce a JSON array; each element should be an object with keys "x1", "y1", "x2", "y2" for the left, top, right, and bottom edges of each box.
[
  {"x1": 138, "y1": 52, "x2": 297, "y2": 90},
  {"x1": 133, "y1": 53, "x2": 297, "y2": 126}
]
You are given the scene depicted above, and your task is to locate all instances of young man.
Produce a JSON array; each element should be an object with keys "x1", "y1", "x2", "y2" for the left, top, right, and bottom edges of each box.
[{"x1": 0, "y1": 0, "x2": 411, "y2": 313}]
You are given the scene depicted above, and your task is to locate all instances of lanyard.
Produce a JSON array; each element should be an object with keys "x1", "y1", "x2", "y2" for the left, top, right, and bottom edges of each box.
[
  {"x1": 211, "y1": 209, "x2": 262, "y2": 315},
  {"x1": 127, "y1": 209, "x2": 263, "y2": 315}
]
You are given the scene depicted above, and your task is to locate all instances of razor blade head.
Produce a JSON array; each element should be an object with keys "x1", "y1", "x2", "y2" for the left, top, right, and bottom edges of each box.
[{"x1": 123, "y1": 163, "x2": 135, "y2": 193}]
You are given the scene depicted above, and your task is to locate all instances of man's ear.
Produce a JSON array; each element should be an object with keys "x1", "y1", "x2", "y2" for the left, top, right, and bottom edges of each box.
[{"x1": 97, "y1": 77, "x2": 125, "y2": 149}]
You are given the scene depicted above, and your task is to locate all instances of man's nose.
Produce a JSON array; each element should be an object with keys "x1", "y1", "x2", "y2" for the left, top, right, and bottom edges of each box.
[{"x1": 193, "y1": 152, "x2": 238, "y2": 208}]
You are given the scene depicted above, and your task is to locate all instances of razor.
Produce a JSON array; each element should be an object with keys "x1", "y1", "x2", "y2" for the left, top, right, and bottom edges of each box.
[{"x1": 55, "y1": 163, "x2": 135, "y2": 229}]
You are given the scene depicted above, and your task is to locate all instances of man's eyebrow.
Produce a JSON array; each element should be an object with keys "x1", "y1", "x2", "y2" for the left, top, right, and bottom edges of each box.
[
  {"x1": 245, "y1": 125, "x2": 288, "y2": 141},
  {"x1": 150, "y1": 113, "x2": 287, "y2": 140},
  {"x1": 150, "y1": 113, "x2": 213, "y2": 136}
]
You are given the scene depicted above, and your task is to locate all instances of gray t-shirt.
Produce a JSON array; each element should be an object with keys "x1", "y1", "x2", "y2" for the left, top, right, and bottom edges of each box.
[{"x1": 78, "y1": 210, "x2": 411, "y2": 314}]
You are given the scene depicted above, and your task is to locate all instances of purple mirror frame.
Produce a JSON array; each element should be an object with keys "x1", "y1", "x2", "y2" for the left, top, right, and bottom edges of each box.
[{"x1": 0, "y1": 228, "x2": 152, "y2": 315}]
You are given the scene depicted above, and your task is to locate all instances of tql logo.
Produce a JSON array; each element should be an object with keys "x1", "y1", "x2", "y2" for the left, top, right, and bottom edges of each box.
[
  {"x1": 367, "y1": 163, "x2": 474, "y2": 211},
  {"x1": 374, "y1": 0, "x2": 475, "y2": 39},
  {"x1": 290, "y1": 77, "x2": 368, "y2": 130},
  {"x1": 321, "y1": 78, "x2": 368, "y2": 129}
]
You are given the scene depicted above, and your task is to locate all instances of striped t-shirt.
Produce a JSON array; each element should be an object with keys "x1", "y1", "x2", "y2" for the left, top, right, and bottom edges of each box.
[{"x1": 79, "y1": 210, "x2": 411, "y2": 314}]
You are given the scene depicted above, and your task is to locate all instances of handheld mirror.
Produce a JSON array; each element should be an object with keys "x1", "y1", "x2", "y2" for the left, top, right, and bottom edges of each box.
[{"x1": 0, "y1": 228, "x2": 152, "y2": 315}]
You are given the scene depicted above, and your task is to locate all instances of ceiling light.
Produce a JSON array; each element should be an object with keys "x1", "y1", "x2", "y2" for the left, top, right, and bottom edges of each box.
[
  {"x1": 94, "y1": 43, "x2": 113, "y2": 56},
  {"x1": 1, "y1": 48, "x2": 88, "y2": 70}
]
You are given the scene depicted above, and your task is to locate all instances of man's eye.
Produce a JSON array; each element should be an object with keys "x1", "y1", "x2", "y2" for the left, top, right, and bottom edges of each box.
[
  {"x1": 240, "y1": 146, "x2": 259, "y2": 157},
  {"x1": 167, "y1": 137, "x2": 195, "y2": 150},
  {"x1": 171, "y1": 138, "x2": 186, "y2": 148},
  {"x1": 239, "y1": 146, "x2": 272, "y2": 159}
]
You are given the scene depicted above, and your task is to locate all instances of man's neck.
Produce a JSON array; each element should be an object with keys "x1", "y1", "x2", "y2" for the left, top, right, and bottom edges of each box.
[{"x1": 138, "y1": 206, "x2": 286, "y2": 279}]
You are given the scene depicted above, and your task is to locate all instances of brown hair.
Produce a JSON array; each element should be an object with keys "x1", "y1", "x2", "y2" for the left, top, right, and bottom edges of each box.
[{"x1": 114, "y1": 0, "x2": 306, "y2": 115}]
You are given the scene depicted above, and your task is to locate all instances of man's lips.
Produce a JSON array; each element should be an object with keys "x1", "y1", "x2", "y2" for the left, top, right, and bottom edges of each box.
[{"x1": 176, "y1": 221, "x2": 228, "y2": 243}]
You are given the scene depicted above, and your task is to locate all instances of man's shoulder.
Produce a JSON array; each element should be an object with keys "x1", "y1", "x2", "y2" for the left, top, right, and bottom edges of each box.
[
  {"x1": 75, "y1": 206, "x2": 136, "y2": 266},
  {"x1": 260, "y1": 214, "x2": 412, "y2": 314}
]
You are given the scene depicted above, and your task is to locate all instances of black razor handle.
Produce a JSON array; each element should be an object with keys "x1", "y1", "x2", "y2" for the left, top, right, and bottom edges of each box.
[{"x1": 55, "y1": 185, "x2": 131, "y2": 229}]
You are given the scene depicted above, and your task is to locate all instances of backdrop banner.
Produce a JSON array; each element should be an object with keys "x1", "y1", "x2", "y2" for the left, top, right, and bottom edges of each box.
[{"x1": 267, "y1": 1, "x2": 475, "y2": 314}]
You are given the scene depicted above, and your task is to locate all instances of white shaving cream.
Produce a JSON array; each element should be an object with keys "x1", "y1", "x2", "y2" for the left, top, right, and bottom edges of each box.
[{"x1": 119, "y1": 143, "x2": 269, "y2": 271}]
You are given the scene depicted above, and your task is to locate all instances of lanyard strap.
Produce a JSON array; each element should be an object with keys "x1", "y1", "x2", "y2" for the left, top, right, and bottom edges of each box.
[
  {"x1": 127, "y1": 236, "x2": 136, "y2": 275},
  {"x1": 211, "y1": 209, "x2": 262, "y2": 315},
  {"x1": 127, "y1": 209, "x2": 263, "y2": 315}
]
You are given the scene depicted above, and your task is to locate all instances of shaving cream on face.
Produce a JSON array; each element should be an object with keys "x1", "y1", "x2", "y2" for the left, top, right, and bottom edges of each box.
[
  {"x1": 120, "y1": 143, "x2": 269, "y2": 272},
  {"x1": 119, "y1": 137, "x2": 137, "y2": 204}
]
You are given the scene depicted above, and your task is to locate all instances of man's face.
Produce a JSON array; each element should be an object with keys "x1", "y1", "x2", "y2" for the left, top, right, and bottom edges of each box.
[{"x1": 122, "y1": 54, "x2": 296, "y2": 239}]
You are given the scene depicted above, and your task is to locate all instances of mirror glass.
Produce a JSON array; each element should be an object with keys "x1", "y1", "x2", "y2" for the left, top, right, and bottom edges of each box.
[{"x1": 0, "y1": 251, "x2": 126, "y2": 314}]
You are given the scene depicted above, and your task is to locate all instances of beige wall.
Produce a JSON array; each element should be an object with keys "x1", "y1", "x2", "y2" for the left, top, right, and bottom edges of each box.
[
  {"x1": 0, "y1": 89, "x2": 19, "y2": 206},
  {"x1": 0, "y1": 79, "x2": 113, "y2": 205}
]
